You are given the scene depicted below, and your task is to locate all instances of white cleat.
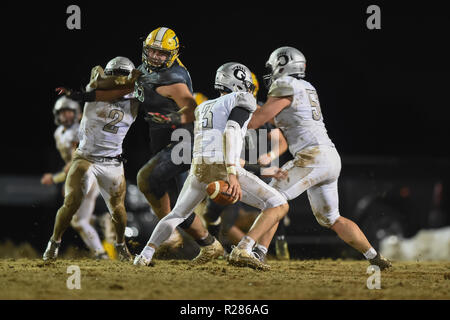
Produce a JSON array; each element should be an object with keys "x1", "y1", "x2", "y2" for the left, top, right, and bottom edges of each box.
[
  {"x1": 191, "y1": 238, "x2": 224, "y2": 265},
  {"x1": 133, "y1": 254, "x2": 153, "y2": 267},
  {"x1": 43, "y1": 239, "x2": 60, "y2": 261},
  {"x1": 229, "y1": 246, "x2": 271, "y2": 271}
]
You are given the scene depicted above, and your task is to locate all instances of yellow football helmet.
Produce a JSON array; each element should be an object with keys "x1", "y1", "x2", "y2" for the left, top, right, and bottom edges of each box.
[
  {"x1": 142, "y1": 27, "x2": 180, "y2": 71},
  {"x1": 251, "y1": 72, "x2": 260, "y2": 98},
  {"x1": 193, "y1": 92, "x2": 208, "y2": 105}
]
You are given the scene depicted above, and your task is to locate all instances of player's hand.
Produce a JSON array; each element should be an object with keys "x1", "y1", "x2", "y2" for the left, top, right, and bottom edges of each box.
[
  {"x1": 226, "y1": 174, "x2": 242, "y2": 202},
  {"x1": 55, "y1": 87, "x2": 86, "y2": 102},
  {"x1": 260, "y1": 167, "x2": 288, "y2": 180},
  {"x1": 145, "y1": 112, "x2": 181, "y2": 129},
  {"x1": 258, "y1": 153, "x2": 273, "y2": 166},
  {"x1": 41, "y1": 173, "x2": 54, "y2": 185},
  {"x1": 146, "y1": 112, "x2": 171, "y2": 124}
]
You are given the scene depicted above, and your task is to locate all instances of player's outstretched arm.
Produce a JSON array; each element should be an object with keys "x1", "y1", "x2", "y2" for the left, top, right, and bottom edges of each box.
[
  {"x1": 248, "y1": 96, "x2": 292, "y2": 129},
  {"x1": 55, "y1": 87, "x2": 133, "y2": 103},
  {"x1": 155, "y1": 83, "x2": 197, "y2": 124}
]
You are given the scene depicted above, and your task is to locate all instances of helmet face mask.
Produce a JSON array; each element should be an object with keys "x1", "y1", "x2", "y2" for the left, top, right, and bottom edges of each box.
[
  {"x1": 57, "y1": 108, "x2": 76, "y2": 127},
  {"x1": 142, "y1": 46, "x2": 173, "y2": 69},
  {"x1": 104, "y1": 56, "x2": 135, "y2": 76},
  {"x1": 142, "y1": 27, "x2": 180, "y2": 71},
  {"x1": 214, "y1": 62, "x2": 255, "y2": 94}
]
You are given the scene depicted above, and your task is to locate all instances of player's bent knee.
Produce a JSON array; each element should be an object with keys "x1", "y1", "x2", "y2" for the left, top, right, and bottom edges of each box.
[
  {"x1": 63, "y1": 193, "x2": 83, "y2": 214},
  {"x1": 265, "y1": 194, "x2": 288, "y2": 211},
  {"x1": 137, "y1": 169, "x2": 150, "y2": 193},
  {"x1": 314, "y1": 210, "x2": 340, "y2": 228},
  {"x1": 70, "y1": 216, "x2": 90, "y2": 230}
]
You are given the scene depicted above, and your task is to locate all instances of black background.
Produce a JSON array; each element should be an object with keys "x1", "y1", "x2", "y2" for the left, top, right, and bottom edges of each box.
[{"x1": 2, "y1": 0, "x2": 449, "y2": 180}]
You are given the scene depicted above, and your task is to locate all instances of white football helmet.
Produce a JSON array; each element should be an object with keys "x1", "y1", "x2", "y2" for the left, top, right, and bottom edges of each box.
[
  {"x1": 263, "y1": 46, "x2": 306, "y2": 88},
  {"x1": 53, "y1": 96, "x2": 81, "y2": 125},
  {"x1": 214, "y1": 62, "x2": 255, "y2": 94},
  {"x1": 104, "y1": 56, "x2": 135, "y2": 76}
]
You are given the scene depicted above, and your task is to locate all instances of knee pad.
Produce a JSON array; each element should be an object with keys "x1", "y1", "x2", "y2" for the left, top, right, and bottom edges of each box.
[
  {"x1": 313, "y1": 208, "x2": 340, "y2": 228},
  {"x1": 265, "y1": 194, "x2": 288, "y2": 210},
  {"x1": 178, "y1": 212, "x2": 196, "y2": 230},
  {"x1": 70, "y1": 216, "x2": 90, "y2": 230}
]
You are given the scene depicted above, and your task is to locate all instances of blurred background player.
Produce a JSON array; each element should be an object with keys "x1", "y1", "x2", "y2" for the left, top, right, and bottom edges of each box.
[
  {"x1": 134, "y1": 62, "x2": 288, "y2": 270},
  {"x1": 43, "y1": 56, "x2": 139, "y2": 262},
  {"x1": 247, "y1": 46, "x2": 391, "y2": 269},
  {"x1": 41, "y1": 96, "x2": 108, "y2": 259}
]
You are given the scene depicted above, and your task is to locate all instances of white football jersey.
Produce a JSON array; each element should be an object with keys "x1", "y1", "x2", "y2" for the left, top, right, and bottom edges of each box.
[
  {"x1": 54, "y1": 122, "x2": 80, "y2": 163},
  {"x1": 78, "y1": 87, "x2": 139, "y2": 157},
  {"x1": 193, "y1": 92, "x2": 256, "y2": 161},
  {"x1": 269, "y1": 76, "x2": 334, "y2": 155}
]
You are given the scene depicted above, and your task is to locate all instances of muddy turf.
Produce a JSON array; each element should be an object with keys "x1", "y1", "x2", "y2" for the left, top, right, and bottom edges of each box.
[{"x1": 1, "y1": 257, "x2": 449, "y2": 300}]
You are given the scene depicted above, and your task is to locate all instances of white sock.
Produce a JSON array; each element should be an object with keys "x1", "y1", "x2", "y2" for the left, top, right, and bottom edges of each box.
[
  {"x1": 255, "y1": 244, "x2": 268, "y2": 256},
  {"x1": 363, "y1": 247, "x2": 377, "y2": 260},
  {"x1": 141, "y1": 245, "x2": 155, "y2": 261},
  {"x1": 238, "y1": 236, "x2": 255, "y2": 253}
]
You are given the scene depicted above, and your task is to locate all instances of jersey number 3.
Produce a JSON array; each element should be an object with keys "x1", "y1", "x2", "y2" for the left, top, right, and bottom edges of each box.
[
  {"x1": 306, "y1": 89, "x2": 322, "y2": 121},
  {"x1": 103, "y1": 109, "x2": 124, "y2": 134},
  {"x1": 201, "y1": 102, "x2": 214, "y2": 128}
]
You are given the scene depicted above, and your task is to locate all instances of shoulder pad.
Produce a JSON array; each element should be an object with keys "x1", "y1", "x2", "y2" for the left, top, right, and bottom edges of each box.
[
  {"x1": 268, "y1": 76, "x2": 296, "y2": 97},
  {"x1": 234, "y1": 92, "x2": 257, "y2": 113},
  {"x1": 136, "y1": 63, "x2": 193, "y2": 92}
]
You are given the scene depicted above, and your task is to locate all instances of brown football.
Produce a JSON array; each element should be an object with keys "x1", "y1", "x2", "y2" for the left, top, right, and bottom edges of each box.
[{"x1": 206, "y1": 180, "x2": 238, "y2": 206}]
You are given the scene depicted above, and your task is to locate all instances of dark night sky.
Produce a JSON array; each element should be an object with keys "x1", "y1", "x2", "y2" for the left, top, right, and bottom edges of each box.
[{"x1": 2, "y1": 1, "x2": 449, "y2": 179}]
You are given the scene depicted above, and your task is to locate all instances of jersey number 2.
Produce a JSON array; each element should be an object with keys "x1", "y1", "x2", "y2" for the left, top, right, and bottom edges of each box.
[{"x1": 103, "y1": 109, "x2": 124, "y2": 134}]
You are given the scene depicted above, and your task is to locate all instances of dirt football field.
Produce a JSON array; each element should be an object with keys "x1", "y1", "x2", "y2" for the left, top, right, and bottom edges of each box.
[{"x1": 1, "y1": 257, "x2": 449, "y2": 300}]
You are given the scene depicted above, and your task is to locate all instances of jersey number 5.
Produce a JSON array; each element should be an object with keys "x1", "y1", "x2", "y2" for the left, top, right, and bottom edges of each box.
[
  {"x1": 103, "y1": 109, "x2": 124, "y2": 134},
  {"x1": 306, "y1": 89, "x2": 322, "y2": 121}
]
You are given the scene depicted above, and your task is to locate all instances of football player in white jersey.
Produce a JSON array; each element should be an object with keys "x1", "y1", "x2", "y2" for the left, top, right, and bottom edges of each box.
[
  {"x1": 43, "y1": 57, "x2": 139, "y2": 262},
  {"x1": 133, "y1": 62, "x2": 289, "y2": 270},
  {"x1": 41, "y1": 97, "x2": 107, "y2": 259},
  {"x1": 248, "y1": 46, "x2": 392, "y2": 270}
]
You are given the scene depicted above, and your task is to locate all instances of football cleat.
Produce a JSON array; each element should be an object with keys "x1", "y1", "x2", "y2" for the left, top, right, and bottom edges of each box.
[
  {"x1": 191, "y1": 238, "x2": 224, "y2": 265},
  {"x1": 252, "y1": 247, "x2": 267, "y2": 264},
  {"x1": 94, "y1": 252, "x2": 109, "y2": 260},
  {"x1": 369, "y1": 253, "x2": 392, "y2": 270},
  {"x1": 43, "y1": 239, "x2": 61, "y2": 261},
  {"x1": 115, "y1": 243, "x2": 133, "y2": 262},
  {"x1": 229, "y1": 246, "x2": 271, "y2": 271},
  {"x1": 133, "y1": 254, "x2": 153, "y2": 267}
]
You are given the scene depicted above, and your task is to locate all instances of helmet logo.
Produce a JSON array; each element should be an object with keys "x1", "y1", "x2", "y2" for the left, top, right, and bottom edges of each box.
[
  {"x1": 233, "y1": 68, "x2": 246, "y2": 81},
  {"x1": 278, "y1": 54, "x2": 289, "y2": 66}
]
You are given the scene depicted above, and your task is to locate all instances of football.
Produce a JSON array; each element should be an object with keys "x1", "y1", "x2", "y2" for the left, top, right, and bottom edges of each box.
[{"x1": 206, "y1": 180, "x2": 238, "y2": 206}]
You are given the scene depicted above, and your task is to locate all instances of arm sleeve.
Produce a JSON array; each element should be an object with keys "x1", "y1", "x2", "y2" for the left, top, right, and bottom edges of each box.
[
  {"x1": 228, "y1": 107, "x2": 251, "y2": 127},
  {"x1": 223, "y1": 107, "x2": 251, "y2": 168}
]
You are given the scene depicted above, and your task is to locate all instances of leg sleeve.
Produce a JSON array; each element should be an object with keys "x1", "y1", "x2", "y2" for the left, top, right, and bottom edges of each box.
[{"x1": 148, "y1": 174, "x2": 207, "y2": 247}]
